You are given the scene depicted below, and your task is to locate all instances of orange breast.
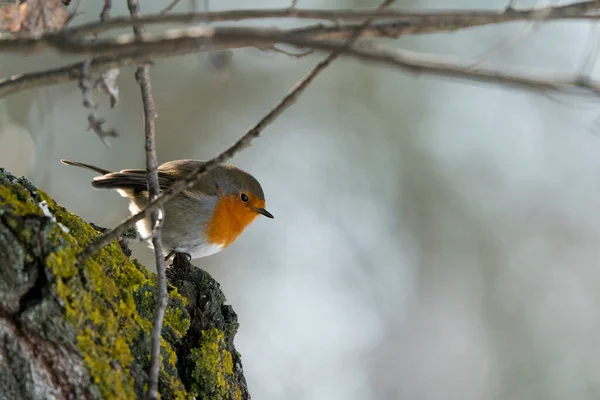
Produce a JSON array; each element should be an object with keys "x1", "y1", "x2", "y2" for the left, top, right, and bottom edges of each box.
[{"x1": 205, "y1": 195, "x2": 260, "y2": 248}]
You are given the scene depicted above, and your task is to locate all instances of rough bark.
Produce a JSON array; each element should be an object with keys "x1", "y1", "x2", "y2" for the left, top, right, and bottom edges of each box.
[{"x1": 0, "y1": 168, "x2": 249, "y2": 400}]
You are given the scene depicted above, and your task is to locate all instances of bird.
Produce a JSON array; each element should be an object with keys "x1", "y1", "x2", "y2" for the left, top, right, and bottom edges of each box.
[{"x1": 61, "y1": 159, "x2": 273, "y2": 260}]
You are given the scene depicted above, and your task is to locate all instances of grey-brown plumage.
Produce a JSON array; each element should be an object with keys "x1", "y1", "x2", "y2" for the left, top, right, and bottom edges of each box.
[{"x1": 61, "y1": 159, "x2": 273, "y2": 259}]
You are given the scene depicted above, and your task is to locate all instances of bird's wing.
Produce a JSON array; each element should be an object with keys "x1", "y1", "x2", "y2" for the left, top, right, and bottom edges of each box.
[
  {"x1": 90, "y1": 169, "x2": 175, "y2": 192},
  {"x1": 91, "y1": 160, "x2": 218, "y2": 197}
]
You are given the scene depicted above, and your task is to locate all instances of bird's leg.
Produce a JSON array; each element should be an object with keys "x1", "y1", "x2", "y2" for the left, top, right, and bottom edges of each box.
[
  {"x1": 170, "y1": 251, "x2": 192, "y2": 266},
  {"x1": 164, "y1": 250, "x2": 192, "y2": 266}
]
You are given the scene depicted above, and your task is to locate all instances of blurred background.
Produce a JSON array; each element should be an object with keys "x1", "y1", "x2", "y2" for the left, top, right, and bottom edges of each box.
[{"x1": 3, "y1": 0, "x2": 600, "y2": 398}]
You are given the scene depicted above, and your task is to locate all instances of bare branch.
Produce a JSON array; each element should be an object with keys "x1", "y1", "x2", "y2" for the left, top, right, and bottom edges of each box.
[
  {"x1": 1, "y1": 1, "x2": 599, "y2": 115},
  {"x1": 309, "y1": 0, "x2": 396, "y2": 81},
  {"x1": 56, "y1": 1, "x2": 600, "y2": 37},
  {"x1": 0, "y1": 54, "x2": 150, "y2": 98},
  {"x1": 1, "y1": 0, "x2": 599, "y2": 60},
  {"x1": 3, "y1": 7, "x2": 600, "y2": 61},
  {"x1": 3, "y1": 25, "x2": 600, "y2": 101},
  {"x1": 125, "y1": 0, "x2": 166, "y2": 398}
]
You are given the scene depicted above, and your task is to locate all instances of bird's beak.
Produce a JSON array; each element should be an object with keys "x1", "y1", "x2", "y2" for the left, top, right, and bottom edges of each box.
[{"x1": 255, "y1": 207, "x2": 274, "y2": 219}]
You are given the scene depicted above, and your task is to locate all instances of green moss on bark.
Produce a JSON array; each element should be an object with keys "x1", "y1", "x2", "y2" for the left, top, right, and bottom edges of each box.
[
  {"x1": 0, "y1": 169, "x2": 249, "y2": 400},
  {"x1": 0, "y1": 171, "x2": 191, "y2": 399},
  {"x1": 190, "y1": 329, "x2": 235, "y2": 399}
]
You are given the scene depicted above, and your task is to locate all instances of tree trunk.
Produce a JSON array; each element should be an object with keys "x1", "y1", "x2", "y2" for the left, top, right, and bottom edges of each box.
[{"x1": 0, "y1": 168, "x2": 249, "y2": 400}]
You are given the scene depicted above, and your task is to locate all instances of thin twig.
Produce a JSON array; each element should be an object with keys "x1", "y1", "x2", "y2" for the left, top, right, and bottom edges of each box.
[
  {"x1": 4, "y1": 8, "x2": 600, "y2": 58},
  {"x1": 126, "y1": 0, "x2": 166, "y2": 398},
  {"x1": 78, "y1": 0, "x2": 395, "y2": 262},
  {"x1": 1, "y1": 2, "x2": 599, "y2": 107},
  {"x1": 3, "y1": 0, "x2": 600, "y2": 56},
  {"x1": 161, "y1": 0, "x2": 183, "y2": 15},
  {"x1": 100, "y1": 0, "x2": 111, "y2": 22},
  {"x1": 257, "y1": 44, "x2": 315, "y2": 58},
  {"x1": 139, "y1": 65, "x2": 166, "y2": 400}
]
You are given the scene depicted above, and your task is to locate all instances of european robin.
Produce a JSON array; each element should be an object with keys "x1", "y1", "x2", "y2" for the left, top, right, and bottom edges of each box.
[{"x1": 61, "y1": 159, "x2": 273, "y2": 259}]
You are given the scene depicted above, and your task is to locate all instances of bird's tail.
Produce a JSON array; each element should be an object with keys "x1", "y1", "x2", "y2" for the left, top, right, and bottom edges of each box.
[{"x1": 60, "y1": 159, "x2": 112, "y2": 175}]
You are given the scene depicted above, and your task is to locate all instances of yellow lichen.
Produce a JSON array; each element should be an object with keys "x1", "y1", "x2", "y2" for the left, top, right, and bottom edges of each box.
[
  {"x1": 165, "y1": 307, "x2": 191, "y2": 338},
  {"x1": 190, "y1": 328, "x2": 236, "y2": 399},
  {"x1": 234, "y1": 386, "x2": 242, "y2": 400},
  {"x1": 0, "y1": 184, "x2": 40, "y2": 216}
]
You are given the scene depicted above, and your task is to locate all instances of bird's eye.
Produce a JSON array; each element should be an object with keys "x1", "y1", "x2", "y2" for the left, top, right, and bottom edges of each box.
[{"x1": 241, "y1": 193, "x2": 249, "y2": 202}]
